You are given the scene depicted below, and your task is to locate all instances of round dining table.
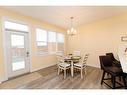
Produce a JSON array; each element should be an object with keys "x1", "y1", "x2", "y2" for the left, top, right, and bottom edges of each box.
[{"x1": 64, "y1": 56, "x2": 81, "y2": 77}]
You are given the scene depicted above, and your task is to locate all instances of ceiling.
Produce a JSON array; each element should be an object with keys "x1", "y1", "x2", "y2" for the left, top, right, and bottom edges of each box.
[{"x1": 4, "y1": 6, "x2": 127, "y2": 29}]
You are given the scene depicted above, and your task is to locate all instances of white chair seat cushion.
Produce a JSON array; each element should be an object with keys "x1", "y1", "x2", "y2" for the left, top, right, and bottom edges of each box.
[
  {"x1": 74, "y1": 63, "x2": 82, "y2": 67},
  {"x1": 59, "y1": 62, "x2": 70, "y2": 67}
]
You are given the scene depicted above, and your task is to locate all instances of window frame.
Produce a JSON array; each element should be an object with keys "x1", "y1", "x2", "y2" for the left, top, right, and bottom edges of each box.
[{"x1": 3, "y1": 18, "x2": 29, "y2": 33}]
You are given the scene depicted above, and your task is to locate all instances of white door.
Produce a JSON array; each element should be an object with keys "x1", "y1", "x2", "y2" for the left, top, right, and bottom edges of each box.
[{"x1": 5, "y1": 31, "x2": 30, "y2": 78}]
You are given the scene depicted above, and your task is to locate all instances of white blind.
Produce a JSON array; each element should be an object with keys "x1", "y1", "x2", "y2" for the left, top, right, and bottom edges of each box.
[
  {"x1": 48, "y1": 31, "x2": 56, "y2": 42},
  {"x1": 36, "y1": 28, "x2": 64, "y2": 54},
  {"x1": 57, "y1": 33, "x2": 64, "y2": 52},
  {"x1": 36, "y1": 28, "x2": 47, "y2": 46},
  {"x1": 57, "y1": 33, "x2": 64, "y2": 43},
  {"x1": 36, "y1": 28, "x2": 47, "y2": 42}
]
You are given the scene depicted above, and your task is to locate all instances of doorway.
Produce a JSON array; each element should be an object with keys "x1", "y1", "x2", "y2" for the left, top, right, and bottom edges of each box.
[{"x1": 4, "y1": 30, "x2": 30, "y2": 78}]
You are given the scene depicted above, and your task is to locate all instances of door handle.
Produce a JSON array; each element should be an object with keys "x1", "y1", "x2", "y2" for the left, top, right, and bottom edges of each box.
[{"x1": 26, "y1": 51, "x2": 29, "y2": 57}]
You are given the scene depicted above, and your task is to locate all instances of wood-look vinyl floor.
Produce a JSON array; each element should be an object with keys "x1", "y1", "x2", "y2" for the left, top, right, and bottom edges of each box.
[{"x1": 0, "y1": 65, "x2": 125, "y2": 89}]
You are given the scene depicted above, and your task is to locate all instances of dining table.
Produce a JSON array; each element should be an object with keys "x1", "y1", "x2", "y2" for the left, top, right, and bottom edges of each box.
[{"x1": 64, "y1": 56, "x2": 81, "y2": 77}]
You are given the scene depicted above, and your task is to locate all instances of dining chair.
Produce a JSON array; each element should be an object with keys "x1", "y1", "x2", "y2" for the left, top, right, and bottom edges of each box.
[
  {"x1": 72, "y1": 51, "x2": 81, "y2": 63},
  {"x1": 57, "y1": 55, "x2": 71, "y2": 79},
  {"x1": 73, "y1": 51, "x2": 81, "y2": 56},
  {"x1": 106, "y1": 53, "x2": 121, "y2": 67},
  {"x1": 106, "y1": 53, "x2": 122, "y2": 81},
  {"x1": 99, "y1": 55, "x2": 126, "y2": 89},
  {"x1": 73, "y1": 53, "x2": 89, "y2": 79}
]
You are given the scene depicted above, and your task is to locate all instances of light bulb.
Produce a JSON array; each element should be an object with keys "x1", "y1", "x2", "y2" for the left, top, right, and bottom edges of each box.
[
  {"x1": 71, "y1": 27, "x2": 74, "y2": 32},
  {"x1": 67, "y1": 30, "x2": 70, "y2": 34},
  {"x1": 74, "y1": 29, "x2": 77, "y2": 34}
]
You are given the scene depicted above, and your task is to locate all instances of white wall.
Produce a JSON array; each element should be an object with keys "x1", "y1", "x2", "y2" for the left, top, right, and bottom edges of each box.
[{"x1": 67, "y1": 13, "x2": 127, "y2": 68}]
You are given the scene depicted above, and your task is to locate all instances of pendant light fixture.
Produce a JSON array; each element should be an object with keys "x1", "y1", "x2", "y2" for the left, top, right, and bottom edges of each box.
[{"x1": 67, "y1": 17, "x2": 77, "y2": 36}]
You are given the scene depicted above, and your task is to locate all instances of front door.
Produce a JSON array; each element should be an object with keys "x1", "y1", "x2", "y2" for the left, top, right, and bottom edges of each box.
[{"x1": 5, "y1": 31, "x2": 30, "y2": 78}]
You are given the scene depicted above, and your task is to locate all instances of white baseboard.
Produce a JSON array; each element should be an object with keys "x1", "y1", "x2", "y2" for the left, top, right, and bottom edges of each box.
[
  {"x1": 30, "y1": 63, "x2": 57, "y2": 72},
  {"x1": 0, "y1": 76, "x2": 8, "y2": 83},
  {"x1": 0, "y1": 77, "x2": 6, "y2": 83}
]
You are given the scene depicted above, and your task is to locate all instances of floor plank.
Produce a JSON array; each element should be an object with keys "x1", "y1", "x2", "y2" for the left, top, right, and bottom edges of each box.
[{"x1": 0, "y1": 65, "x2": 125, "y2": 89}]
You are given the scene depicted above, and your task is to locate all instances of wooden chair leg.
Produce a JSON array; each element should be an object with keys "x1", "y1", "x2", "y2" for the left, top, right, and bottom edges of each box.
[
  {"x1": 81, "y1": 69, "x2": 83, "y2": 79},
  {"x1": 84, "y1": 67, "x2": 86, "y2": 75},
  {"x1": 64, "y1": 69, "x2": 66, "y2": 79},
  {"x1": 122, "y1": 75, "x2": 126, "y2": 88},
  {"x1": 101, "y1": 71, "x2": 105, "y2": 85},
  {"x1": 58, "y1": 67, "x2": 60, "y2": 75},
  {"x1": 112, "y1": 76, "x2": 116, "y2": 89},
  {"x1": 111, "y1": 75, "x2": 113, "y2": 84}
]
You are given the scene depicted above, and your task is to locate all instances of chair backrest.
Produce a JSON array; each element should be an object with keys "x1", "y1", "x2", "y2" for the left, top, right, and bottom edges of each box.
[
  {"x1": 56, "y1": 55, "x2": 64, "y2": 65},
  {"x1": 73, "y1": 51, "x2": 81, "y2": 56},
  {"x1": 99, "y1": 55, "x2": 113, "y2": 69},
  {"x1": 80, "y1": 53, "x2": 89, "y2": 66},
  {"x1": 106, "y1": 53, "x2": 116, "y2": 61}
]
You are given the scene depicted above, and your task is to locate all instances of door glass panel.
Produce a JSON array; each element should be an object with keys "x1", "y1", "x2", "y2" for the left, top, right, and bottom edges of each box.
[{"x1": 11, "y1": 34, "x2": 25, "y2": 71}]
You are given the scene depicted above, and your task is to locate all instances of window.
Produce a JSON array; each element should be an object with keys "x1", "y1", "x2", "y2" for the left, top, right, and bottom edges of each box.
[
  {"x1": 57, "y1": 33, "x2": 64, "y2": 43},
  {"x1": 48, "y1": 31, "x2": 56, "y2": 42},
  {"x1": 4, "y1": 21, "x2": 28, "y2": 32},
  {"x1": 36, "y1": 28, "x2": 48, "y2": 53},
  {"x1": 57, "y1": 33, "x2": 64, "y2": 52},
  {"x1": 36, "y1": 28, "x2": 47, "y2": 46},
  {"x1": 11, "y1": 34, "x2": 24, "y2": 48},
  {"x1": 36, "y1": 28, "x2": 64, "y2": 55}
]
